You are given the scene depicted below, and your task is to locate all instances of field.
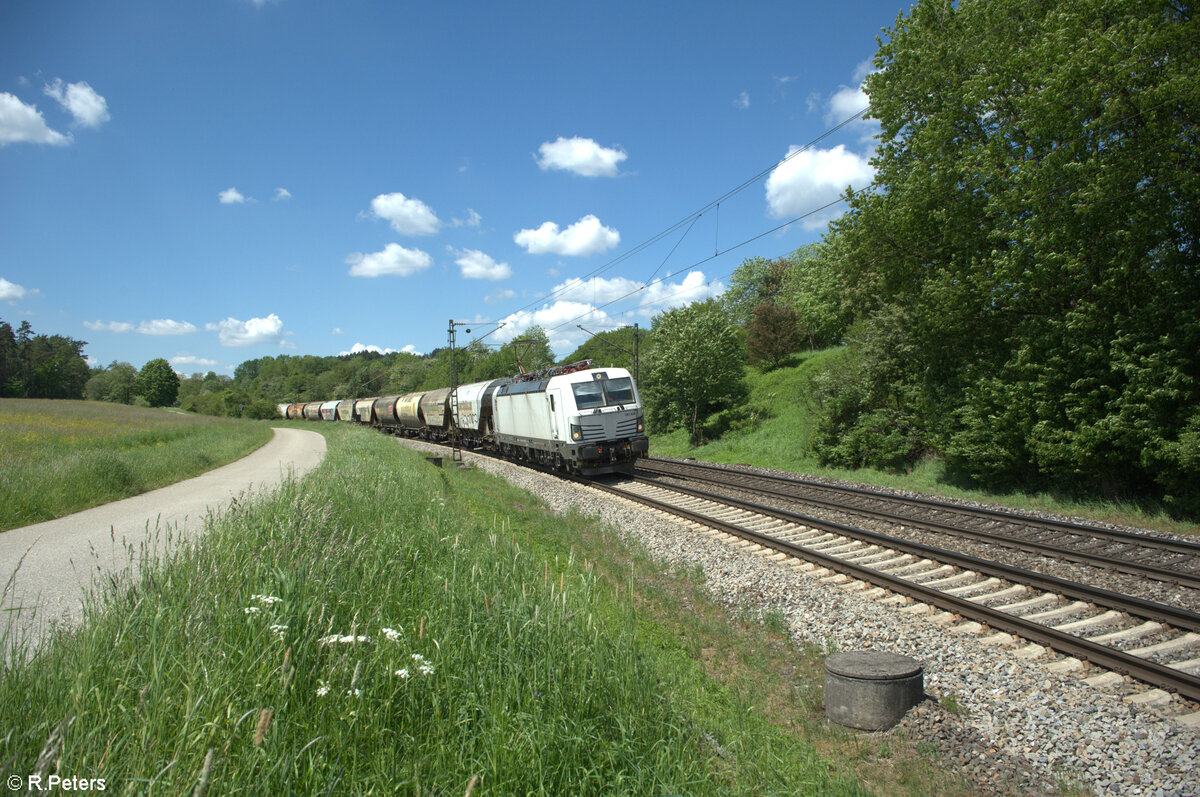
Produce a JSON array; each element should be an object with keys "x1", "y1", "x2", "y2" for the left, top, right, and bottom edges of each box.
[
  {"x1": 0, "y1": 422, "x2": 969, "y2": 795},
  {"x1": 0, "y1": 399, "x2": 273, "y2": 532},
  {"x1": 649, "y1": 350, "x2": 1198, "y2": 537}
]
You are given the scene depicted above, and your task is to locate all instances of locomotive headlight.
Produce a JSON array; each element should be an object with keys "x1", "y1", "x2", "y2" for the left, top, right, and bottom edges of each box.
[
  {"x1": 570, "y1": 423, "x2": 582, "y2": 441},
  {"x1": 636, "y1": 416, "x2": 644, "y2": 433}
]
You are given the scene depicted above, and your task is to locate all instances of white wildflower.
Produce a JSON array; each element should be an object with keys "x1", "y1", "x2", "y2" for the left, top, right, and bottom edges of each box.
[
  {"x1": 251, "y1": 594, "x2": 283, "y2": 605},
  {"x1": 410, "y1": 653, "x2": 430, "y2": 665},
  {"x1": 269, "y1": 624, "x2": 288, "y2": 639},
  {"x1": 346, "y1": 688, "x2": 361, "y2": 697},
  {"x1": 381, "y1": 627, "x2": 402, "y2": 642},
  {"x1": 395, "y1": 668, "x2": 411, "y2": 680},
  {"x1": 318, "y1": 634, "x2": 371, "y2": 646},
  {"x1": 243, "y1": 606, "x2": 261, "y2": 615},
  {"x1": 418, "y1": 664, "x2": 435, "y2": 676},
  {"x1": 316, "y1": 684, "x2": 330, "y2": 697}
]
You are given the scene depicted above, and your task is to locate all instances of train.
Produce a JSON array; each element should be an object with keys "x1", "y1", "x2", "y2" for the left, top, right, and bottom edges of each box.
[{"x1": 279, "y1": 360, "x2": 649, "y2": 475}]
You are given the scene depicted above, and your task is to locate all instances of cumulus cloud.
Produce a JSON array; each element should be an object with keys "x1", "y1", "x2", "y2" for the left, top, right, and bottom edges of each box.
[
  {"x1": 765, "y1": 144, "x2": 875, "y2": 230},
  {"x1": 0, "y1": 93, "x2": 69, "y2": 146},
  {"x1": 535, "y1": 137, "x2": 627, "y2": 177},
  {"x1": 452, "y1": 208, "x2": 482, "y2": 228},
  {"x1": 1, "y1": 277, "x2": 28, "y2": 303},
  {"x1": 273, "y1": 187, "x2": 292, "y2": 201},
  {"x1": 346, "y1": 243, "x2": 433, "y2": 278},
  {"x1": 137, "y1": 319, "x2": 197, "y2": 335},
  {"x1": 733, "y1": 91, "x2": 750, "y2": 110},
  {"x1": 514, "y1": 214, "x2": 620, "y2": 256},
  {"x1": 339, "y1": 342, "x2": 421, "y2": 356},
  {"x1": 171, "y1": 354, "x2": 219, "y2": 370},
  {"x1": 492, "y1": 270, "x2": 726, "y2": 356},
  {"x1": 219, "y1": 187, "x2": 247, "y2": 204},
  {"x1": 43, "y1": 79, "x2": 109, "y2": 128},
  {"x1": 369, "y1": 192, "x2": 440, "y2": 236},
  {"x1": 206, "y1": 314, "x2": 286, "y2": 347},
  {"x1": 451, "y1": 248, "x2": 511, "y2": 281},
  {"x1": 84, "y1": 319, "x2": 134, "y2": 333}
]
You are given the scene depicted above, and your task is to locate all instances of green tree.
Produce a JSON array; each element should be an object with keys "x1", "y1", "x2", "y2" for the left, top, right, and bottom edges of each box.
[
  {"x1": 137, "y1": 358, "x2": 180, "y2": 407},
  {"x1": 777, "y1": 241, "x2": 852, "y2": 350},
  {"x1": 825, "y1": 0, "x2": 1199, "y2": 508},
  {"x1": 720, "y1": 256, "x2": 790, "y2": 328},
  {"x1": 642, "y1": 300, "x2": 747, "y2": 447},
  {"x1": 745, "y1": 302, "x2": 801, "y2": 371}
]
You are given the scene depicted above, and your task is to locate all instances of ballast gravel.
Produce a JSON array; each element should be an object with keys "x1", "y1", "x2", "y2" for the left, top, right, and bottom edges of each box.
[{"x1": 401, "y1": 441, "x2": 1199, "y2": 796}]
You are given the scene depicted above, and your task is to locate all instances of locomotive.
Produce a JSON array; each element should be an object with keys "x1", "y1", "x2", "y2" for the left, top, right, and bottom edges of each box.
[{"x1": 283, "y1": 360, "x2": 649, "y2": 475}]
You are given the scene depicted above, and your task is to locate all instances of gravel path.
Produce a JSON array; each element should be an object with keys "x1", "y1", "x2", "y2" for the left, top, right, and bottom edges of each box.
[
  {"x1": 1, "y1": 427, "x2": 326, "y2": 651},
  {"x1": 404, "y1": 440, "x2": 1200, "y2": 797}
]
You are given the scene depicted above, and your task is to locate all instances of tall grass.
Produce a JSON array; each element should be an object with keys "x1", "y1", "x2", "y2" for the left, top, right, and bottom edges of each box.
[
  {"x1": 0, "y1": 424, "x2": 868, "y2": 794},
  {"x1": 0, "y1": 399, "x2": 272, "y2": 531},
  {"x1": 650, "y1": 352, "x2": 1198, "y2": 535}
]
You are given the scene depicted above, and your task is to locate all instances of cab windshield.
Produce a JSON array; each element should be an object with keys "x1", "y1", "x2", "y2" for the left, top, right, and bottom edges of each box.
[{"x1": 571, "y1": 376, "x2": 635, "y2": 409}]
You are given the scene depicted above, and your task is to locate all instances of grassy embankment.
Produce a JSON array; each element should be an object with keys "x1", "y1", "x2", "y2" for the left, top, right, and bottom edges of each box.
[
  {"x1": 0, "y1": 421, "x2": 969, "y2": 795},
  {"x1": 0, "y1": 399, "x2": 273, "y2": 532},
  {"x1": 650, "y1": 348, "x2": 1198, "y2": 536}
]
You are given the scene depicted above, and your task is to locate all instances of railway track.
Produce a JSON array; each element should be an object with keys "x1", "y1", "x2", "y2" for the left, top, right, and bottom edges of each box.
[
  {"x1": 637, "y1": 456, "x2": 1200, "y2": 593},
  {"x1": 589, "y1": 472, "x2": 1200, "y2": 704}
]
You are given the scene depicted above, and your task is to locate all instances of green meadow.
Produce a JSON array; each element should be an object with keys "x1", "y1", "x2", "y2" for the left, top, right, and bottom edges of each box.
[
  {"x1": 0, "y1": 399, "x2": 272, "y2": 531},
  {"x1": 0, "y1": 422, "x2": 970, "y2": 795}
]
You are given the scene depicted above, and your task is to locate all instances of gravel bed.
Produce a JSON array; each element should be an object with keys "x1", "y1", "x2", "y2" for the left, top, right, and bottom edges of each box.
[
  {"x1": 644, "y1": 462, "x2": 1200, "y2": 613},
  {"x1": 403, "y1": 441, "x2": 1200, "y2": 796}
]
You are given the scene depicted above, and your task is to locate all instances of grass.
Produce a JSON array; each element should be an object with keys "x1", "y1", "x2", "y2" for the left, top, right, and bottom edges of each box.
[
  {"x1": 0, "y1": 422, "x2": 978, "y2": 794},
  {"x1": 650, "y1": 350, "x2": 1199, "y2": 536},
  {"x1": 0, "y1": 399, "x2": 273, "y2": 532}
]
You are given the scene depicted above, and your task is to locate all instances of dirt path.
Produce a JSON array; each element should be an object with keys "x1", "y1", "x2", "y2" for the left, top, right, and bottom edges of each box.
[{"x1": 0, "y1": 427, "x2": 326, "y2": 650}]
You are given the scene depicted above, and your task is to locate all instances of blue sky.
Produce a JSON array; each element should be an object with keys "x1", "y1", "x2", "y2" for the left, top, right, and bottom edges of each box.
[{"x1": 1, "y1": 0, "x2": 901, "y2": 374}]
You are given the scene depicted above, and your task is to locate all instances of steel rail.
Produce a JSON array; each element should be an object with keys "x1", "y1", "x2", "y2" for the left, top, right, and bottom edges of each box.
[
  {"x1": 640, "y1": 456, "x2": 1200, "y2": 557},
  {"x1": 588, "y1": 476, "x2": 1200, "y2": 702},
  {"x1": 636, "y1": 459, "x2": 1200, "y2": 590}
]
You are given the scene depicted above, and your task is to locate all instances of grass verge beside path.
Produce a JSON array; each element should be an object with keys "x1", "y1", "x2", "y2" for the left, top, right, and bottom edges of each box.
[
  {"x1": 0, "y1": 423, "x2": 967, "y2": 794},
  {"x1": 650, "y1": 351, "x2": 1198, "y2": 536},
  {"x1": 0, "y1": 399, "x2": 273, "y2": 532}
]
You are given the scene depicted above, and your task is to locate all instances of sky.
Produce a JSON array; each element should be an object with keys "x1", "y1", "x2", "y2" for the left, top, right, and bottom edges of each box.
[{"x1": 1, "y1": 0, "x2": 903, "y2": 375}]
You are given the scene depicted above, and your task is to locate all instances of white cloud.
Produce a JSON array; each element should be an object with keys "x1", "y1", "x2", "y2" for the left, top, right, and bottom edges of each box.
[
  {"x1": 514, "y1": 214, "x2": 620, "y2": 256},
  {"x1": 485, "y1": 288, "x2": 516, "y2": 304},
  {"x1": 765, "y1": 144, "x2": 875, "y2": 229},
  {"x1": 43, "y1": 79, "x2": 109, "y2": 128},
  {"x1": 171, "y1": 354, "x2": 219, "y2": 369},
  {"x1": 84, "y1": 319, "x2": 134, "y2": 333},
  {"x1": 1, "y1": 277, "x2": 28, "y2": 303},
  {"x1": 0, "y1": 93, "x2": 69, "y2": 146},
  {"x1": 331, "y1": 327, "x2": 345, "y2": 335},
  {"x1": 340, "y1": 342, "x2": 421, "y2": 356},
  {"x1": 492, "y1": 271, "x2": 726, "y2": 356},
  {"x1": 535, "y1": 137, "x2": 627, "y2": 177},
  {"x1": 219, "y1": 187, "x2": 247, "y2": 204},
  {"x1": 452, "y1": 248, "x2": 511, "y2": 281},
  {"x1": 733, "y1": 91, "x2": 750, "y2": 110},
  {"x1": 137, "y1": 319, "x2": 197, "y2": 336},
  {"x1": 452, "y1": 208, "x2": 482, "y2": 228},
  {"x1": 369, "y1": 192, "x2": 440, "y2": 236},
  {"x1": 273, "y1": 187, "x2": 292, "y2": 201},
  {"x1": 550, "y1": 271, "x2": 725, "y2": 316},
  {"x1": 206, "y1": 314, "x2": 286, "y2": 347},
  {"x1": 346, "y1": 243, "x2": 432, "y2": 278}
]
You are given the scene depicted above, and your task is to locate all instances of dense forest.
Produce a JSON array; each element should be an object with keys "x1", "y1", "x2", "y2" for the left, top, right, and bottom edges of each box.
[{"x1": 26, "y1": 0, "x2": 1200, "y2": 514}]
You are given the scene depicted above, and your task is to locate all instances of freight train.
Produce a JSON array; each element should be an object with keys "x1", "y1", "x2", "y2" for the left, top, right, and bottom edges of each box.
[{"x1": 280, "y1": 360, "x2": 649, "y2": 475}]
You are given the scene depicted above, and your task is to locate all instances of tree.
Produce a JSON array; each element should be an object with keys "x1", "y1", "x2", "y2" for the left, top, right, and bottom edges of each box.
[
  {"x1": 642, "y1": 300, "x2": 747, "y2": 447},
  {"x1": 137, "y1": 359, "x2": 180, "y2": 407},
  {"x1": 777, "y1": 240, "x2": 852, "y2": 350},
  {"x1": 720, "y1": 256, "x2": 791, "y2": 328},
  {"x1": 822, "y1": 0, "x2": 1199, "y2": 508},
  {"x1": 745, "y1": 302, "x2": 801, "y2": 370}
]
